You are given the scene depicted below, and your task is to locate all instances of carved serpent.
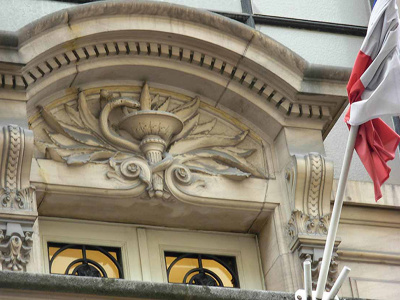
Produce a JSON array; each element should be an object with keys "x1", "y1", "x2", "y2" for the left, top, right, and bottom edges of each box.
[{"x1": 99, "y1": 98, "x2": 141, "y2": 152}]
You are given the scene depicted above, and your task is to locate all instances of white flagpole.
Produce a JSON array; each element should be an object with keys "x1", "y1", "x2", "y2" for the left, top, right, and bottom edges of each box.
[
  {"x1": 304, "y1": 260, "x2": 312, "y2": 299},
  {"x1": 315, "y1": 125, "x2": 359, "y2": 299},
  {"x1": 327, "y1": 266, "x2": 351, "y2": 299}
]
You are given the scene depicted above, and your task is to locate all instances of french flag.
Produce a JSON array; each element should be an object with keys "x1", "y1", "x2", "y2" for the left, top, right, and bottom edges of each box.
[{"x1": 345, "y1": 0, "x2": 400, "y2": 201}]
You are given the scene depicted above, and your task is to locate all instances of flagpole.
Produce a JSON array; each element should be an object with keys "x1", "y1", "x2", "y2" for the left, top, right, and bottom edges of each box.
[{"x1": 315, "y1": 125, "x2": 359, "y2": 299}]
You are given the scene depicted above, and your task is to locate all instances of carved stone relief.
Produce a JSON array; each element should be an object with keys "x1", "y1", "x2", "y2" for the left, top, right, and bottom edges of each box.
[
  {"x1": 0, "y1": 222, "x2": 33, "y2": 272},
  {"x1": 35, "y1": 83, "x2": 267, "y2": 201},
  {"x1": 285, "y1": 153, "x2": 338, "y2": 291},
  {"x1": 301, "y1": 250, "x2": 338, "y2": 291},
  {"x1": 0, "y1": 125, "x2": 35, "y2": 211},
  {"x1": 288, "y1": 210, "x2": 330, "y2": 239},
  {"x1": 0, "y1": 124, "x2": 36, "y2": 272}
]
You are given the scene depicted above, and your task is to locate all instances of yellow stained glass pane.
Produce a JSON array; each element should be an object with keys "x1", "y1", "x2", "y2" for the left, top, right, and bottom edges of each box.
[
  {"x1": 202, "y1": 259, "x2": 234, "y2": 287},
  {"x1": 49, "y1": 247, "x2": 82, "y2": 275},
  {"x1": 49, "y1": 246, "x2": 122, "y2": 278},
  {"x1": 166, "y1": 256, "x2": 199, "y2": 283},
  {"x1": 165, "y1": 254, "x2": 237, "y2": 287},
  {"x1": 86, "y1": 249, "x2": 119, "y2": 278}
]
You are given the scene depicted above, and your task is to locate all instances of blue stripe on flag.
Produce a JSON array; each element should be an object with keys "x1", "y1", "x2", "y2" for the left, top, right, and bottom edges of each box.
[{"x1": 373, "y1": 0, "x2": 378, "y2": 8}]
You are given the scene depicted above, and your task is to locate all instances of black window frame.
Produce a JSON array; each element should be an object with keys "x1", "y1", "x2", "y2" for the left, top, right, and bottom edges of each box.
[
  {"x1": 165, "y1": 251, "x2": 240, "y2": 288},
  {"x1": 48, "y1": 242, "x2": 124, "y2": 279}
]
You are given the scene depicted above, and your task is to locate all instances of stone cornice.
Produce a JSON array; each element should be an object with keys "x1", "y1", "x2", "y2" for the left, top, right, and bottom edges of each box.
[
  {"x1": 0, "y1": 1, "x2": 349, "y2": 137},
  {"x1": 0, "y1": 0, "x2": 351, "y2": 81}
]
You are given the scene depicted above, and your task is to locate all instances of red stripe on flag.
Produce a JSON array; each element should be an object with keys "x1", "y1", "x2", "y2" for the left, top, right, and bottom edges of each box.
[
  {"x1": 347, "y1": 51, "x2": 372, "y2": 103},
  {"x1": 345, "y1": 51, "x2": 400, "y2": 201}
]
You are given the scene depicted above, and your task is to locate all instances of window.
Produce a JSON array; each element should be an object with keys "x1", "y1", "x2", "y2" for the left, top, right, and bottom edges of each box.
[
  {"x1": 39, "y1": 218, "x2": 264, "y2": 289},
  {"x1": 165, "y1": 252, "x2": 239, "y2": 287},
  {"x1": 48, "y1": 242, "x2": 124, "y2": 278}
]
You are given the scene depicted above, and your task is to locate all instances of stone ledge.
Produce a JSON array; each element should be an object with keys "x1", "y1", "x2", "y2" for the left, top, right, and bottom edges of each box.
[
  {"x1": 0, "y1": 271, "x2": 291, "y2": 300},
  {"x1": 0, "y1": 272, "x2": 367, "y2": 300}
]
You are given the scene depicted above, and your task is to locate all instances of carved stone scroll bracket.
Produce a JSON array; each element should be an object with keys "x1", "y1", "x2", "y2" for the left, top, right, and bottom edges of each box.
[
  {"x1": 0, "y1": 124, "x2": 37, "y2": 272},
  {"x1": 285, "y1": 153, "x2": 333, "y2": 217},
  {"x1": 0, "y1": 222, "x2": 33, "y2": 272},
  {"x1": 288, "y1": 210, "x2": 341, "y2": 292},
  {"x1": 0, "y1": 125, "x2": 36, "y2": 212}
]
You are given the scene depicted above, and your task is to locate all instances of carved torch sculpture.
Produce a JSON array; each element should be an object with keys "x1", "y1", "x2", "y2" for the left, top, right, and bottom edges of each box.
[
  {"x1": 39, "y1": 82, "x2": 265, "y2": 201},
  {"x1": 100, "y1": 83, "x2": 183, "y2": 198}
]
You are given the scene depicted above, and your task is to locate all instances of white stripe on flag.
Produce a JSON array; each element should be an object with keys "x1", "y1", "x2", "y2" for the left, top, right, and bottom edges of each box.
[{"x1": 348, "y1": 0, "x2": 400, "y2": 126}]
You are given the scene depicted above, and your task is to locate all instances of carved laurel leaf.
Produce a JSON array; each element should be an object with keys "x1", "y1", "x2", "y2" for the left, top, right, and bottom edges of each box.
[
  {"x1": 185, "y1": 160, "x2": 251, "y2": 180},
  {"x1": 156, "y1": 97, "x2": 170, "y2": 111},
  {"x1": 169, "y1": 97, "x2": 200, "y2": 122},
  {"x1": 78, "y1": 92, "x2": 101, "y2": 134},
  {"x1": 45, "y1": 130, "x2": 77, "y2": 148},
  {"x1": 151, "y1": 94, "x2": 160, "y2": 105},
  {"x1": 45, "y1": 147, "x2": 105, "y2": 163},
  {"x1": 216, "y1": 146, "x2": 255, "y2": 158},
  {"x1": 169, "y1": 130, "x2": 249, "y2": 155},
  {"x1": 190, "y1": 118, "x2": 216, "y2": 135},
  {"x1": 64, "y1": 104, "x2": 84, "y2": 128},
  {"x1": 40, "y1": 106, "x2": 68, "y2": 135},
  {"x1": 62, "y1": 124, "x2": 111, "y2": 148},
  {"x1": 170, "y1": 114, "x2": 199, "y2": 143},
  {"x1": 64, "y1": 151, "x2": 117, "y2": 165},
  {"x1": 176, "y1": 147, "x2": 265, "y2": 178},
  {"x1": 45, "y1": 147, "x2": 67, "y2": 163},
  {"x1": 40, "y1": 107, "x2": 113, "y2": 150}
]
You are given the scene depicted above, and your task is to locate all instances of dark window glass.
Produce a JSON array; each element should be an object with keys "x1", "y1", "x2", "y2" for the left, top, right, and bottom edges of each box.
[
  {"x1": 165, "y1": 251, "x2": 239, "y2": 288},
  {"x1": 48, "y1": 242, "x2": 123, "y2": 278}
]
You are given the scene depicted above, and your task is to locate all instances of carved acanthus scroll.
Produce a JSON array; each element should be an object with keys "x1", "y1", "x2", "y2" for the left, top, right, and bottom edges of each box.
[{"x1": 285, "y1": 153, "x2": 338, "y2": 291}]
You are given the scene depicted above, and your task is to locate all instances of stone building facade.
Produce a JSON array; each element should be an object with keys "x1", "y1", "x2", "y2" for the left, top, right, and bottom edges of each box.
[{"x1": 0, "y1": 1, "x2": 398, "y2": 299}]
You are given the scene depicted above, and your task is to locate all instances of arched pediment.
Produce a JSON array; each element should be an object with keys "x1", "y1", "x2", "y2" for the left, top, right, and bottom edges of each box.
[
  {"x1": 0, "y1": 1, "x2": 348, "y2": 141},
  {"x1": 30, "y1": 83, "x2": 277, "y2": 232},
  {"x1": 0, "y1": 1, "x2": 348, "y2": 231}
]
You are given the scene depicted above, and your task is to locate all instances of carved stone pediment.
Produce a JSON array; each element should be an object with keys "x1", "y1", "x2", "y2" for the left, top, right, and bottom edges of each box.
[{"x1": 33, "y1": 83, "x2": 269, "y2": 204}]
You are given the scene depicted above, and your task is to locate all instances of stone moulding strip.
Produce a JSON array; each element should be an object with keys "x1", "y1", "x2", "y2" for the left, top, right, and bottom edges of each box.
[
  {"x1": 2, "y1": 41, "x2": 332, "y2": 121},
  {"x1": 337, "y1": 249, "x2": 400, "y2": 266}
]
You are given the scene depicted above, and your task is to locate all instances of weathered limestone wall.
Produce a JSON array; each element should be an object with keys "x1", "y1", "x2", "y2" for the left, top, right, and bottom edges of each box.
[{"x1": 0, "y1": 2, "x2": 398, "y2": 300}]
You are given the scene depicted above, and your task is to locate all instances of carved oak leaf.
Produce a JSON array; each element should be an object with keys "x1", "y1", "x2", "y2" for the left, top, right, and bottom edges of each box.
[{"x1": 169, "y1": 97, "x2": 200, "y2": 122}]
